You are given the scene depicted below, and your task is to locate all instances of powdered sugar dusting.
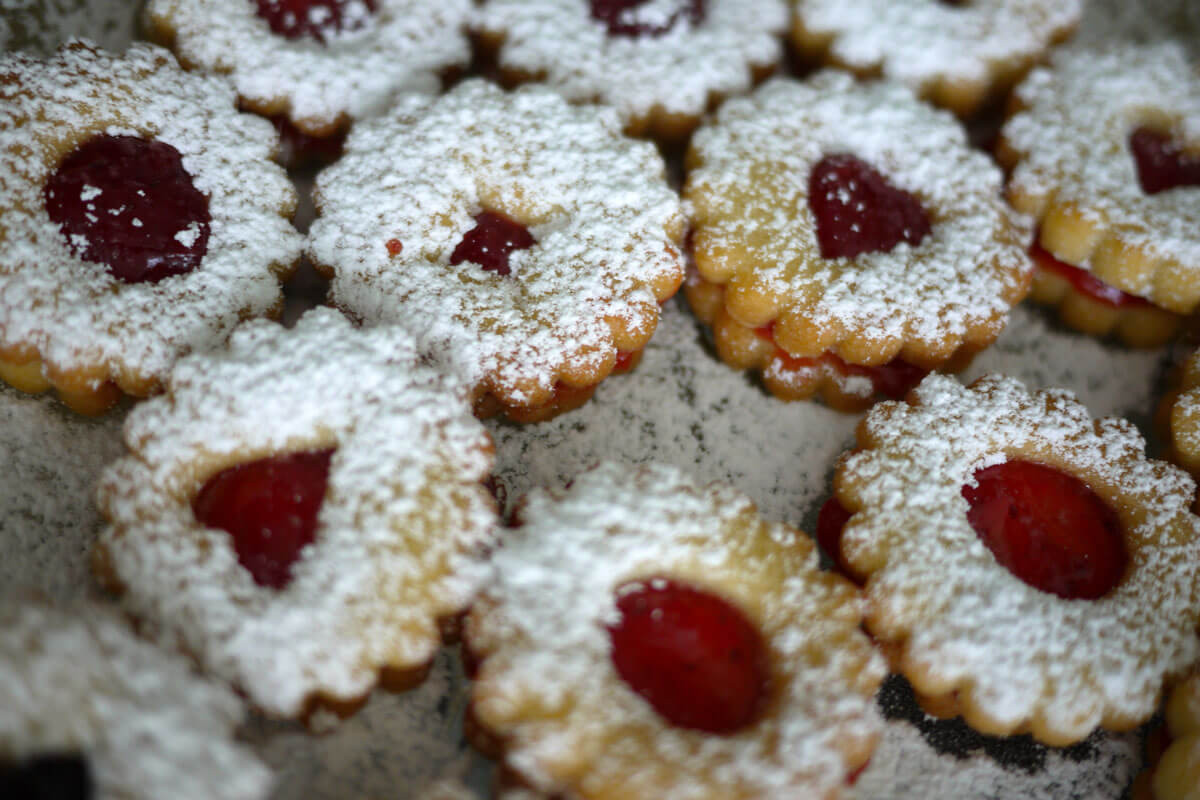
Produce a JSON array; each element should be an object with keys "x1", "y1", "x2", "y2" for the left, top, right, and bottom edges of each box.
[
  {"x1": 1001, "y1": 43, "x2": 1200, "y2": 302},
  {"x1": 838, "y1": 373, "x2": 1200, "y2": 742},
  {"x1": 0, "y1": 599, "x2": 272, "y2": 800},
  {"x1": 310, "y1": 79, "x2": 684, "y2": 407},
  {"x1": 795, "y1": 0, "x2": 1082, "y2": 97},
  {"x1": 144, "y1": 0, "x2": 472, "y2": 133},
  {"x1": 475, "y1": 0, "x2": 787, "y2": 126},
  {"x1": 0, "y1": 41, "x2": 302, "y2": 394},
  {"x1": 467, "y1": 462, "x2": 885, "y2": 799},
  {"x1": 95, "y1": 308, "x2": 498, "y2": 717},
  {"x1": 686, "y1": 72, "x2": 1031, "y2": 351}
]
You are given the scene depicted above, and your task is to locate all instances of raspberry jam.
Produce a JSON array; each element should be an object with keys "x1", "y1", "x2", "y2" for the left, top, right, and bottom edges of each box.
[
  {"x1": 255, "y1": 0, "x2": 376, "y2": 42},
  {"x1": 962, "y1": 460, "x2": 1127, "y2": 599},
  {"x1": 808, "y1": 154, "x2": 932, "y2": 260},
  {"x1": 608, "y1": 578, "x2": 770, "y2": 733},
  {"x1": 590, "y1": 0, "x2": 704, "y2": 37},
  {"x1": 192, "y1": 449, "x2": 334, "y2": 589},
  {"x1": 450, "y1": 211, "x2": 536, "y2": 277},
  {"x1": 1030, "y1": 242, "x2": 1153, "y2": 309},
  {"x1": 0, "y1": 754, "x2": 92, "y2": 800},
  {"x1": 756, "y1": 324, "x2": 929, "y2": 400},
  {"x1": 267, "y1": 113, "x2": 346, "y2": 166},
  {"x1": 1130, "y1": 127, "x2": 1200, "y2": 196},
  {"x1": 44, "y1": 134, "x2": 211, "y2": 285}
]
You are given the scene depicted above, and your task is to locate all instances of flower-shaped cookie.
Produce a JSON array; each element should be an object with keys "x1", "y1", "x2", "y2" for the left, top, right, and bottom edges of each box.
[
  {"x1": 95, "y1": 308, "x2": 498, "y2": 720},
  {"x1": 0, "y1": 41, "x2": 301, "y2": 415},
  {"x1": 0, "y1": 598, "x2": 271, "y2": 800},
  {"x1": 475, "y1": 0, "x2": 788, "y2": 139},
  {"x1": 309, "y1": 79, "x2": 685, "y2": 422},
  {"x1": 143, "y1": 0, "x2": 473, "y2": 136},
  {"x1": 465, "y1": 462, "x2": 885, "y2": 800},
  {"x1": 792, "y1": 0, "x2": 1082, "y2": 116},
  {"x1": 828, "y1": 373, "x2": 1200, "y2": 745}
]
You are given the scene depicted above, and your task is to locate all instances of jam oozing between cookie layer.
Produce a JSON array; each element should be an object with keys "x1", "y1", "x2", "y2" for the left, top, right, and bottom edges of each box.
[
  {"x1": 255, "y1": 0, "x2": 376, "y2": 42},
  {"x1": 962, "y1": 460, "x2": 1127, "y2": 600},
  {"x1": 1030, "y1": 243, "x2": 1153, "y2": 309},
  {"x1": 1130, "y1": 127, "x2": 1200, "y2": 196},
  {"x1": 816, "y1": 496, "x2": 857, "y2": 581},
  {"x1": 0, "y1": 754, "x2": 92, "y2": 800},
  {"x1": 756, "y1": 324, "x2": 929, "y2": 400},
  {"x1": 44, "y1": 134, "x2": 211, "y2": 285},
  {"x1": 590, "y1": 0, "x2": 704, "y2": 37},
  {"x1": 808, "y1": 154, "x2": 932, "y2": 260},
  {"x1": 608, "y1": 578, "x2": 769, "y2": 734},
  {"x1": 450, "y1": 211, "x2": 536, "y2": 277},
  {"x1": 192, "y1": 449, "x2": 334, "y2": 589}
]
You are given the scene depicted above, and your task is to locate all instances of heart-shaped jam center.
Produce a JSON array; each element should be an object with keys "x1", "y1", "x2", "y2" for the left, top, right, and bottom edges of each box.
[
  {"x1": 589, "y1": 0, "x2": 704, "y2": 37},
  {"x1": 254, "y1": 0, "x2": 376, "y2": 42},
  {"x1": 192, "y1": 449, "x2": 334, "y2": 589},
  {"x1": 1130, "y1": 127, "x2": 1200, "y2": 196},
  {"x1": 1030, "y1": 242, "x2": 1152, "y2": 309},
  {"x1": 449, "y1": 211, "x2": 535, "y2": 277},
  {"x1": 962, "y1": 460, "x2": 1127, "y2": 599},
  {"x1": 0, "y1": 754, "x2": 92, "y2": 800},
  {"x1": 808, "y1": 154, "x2": 932, "y2": 260},
  {"x1": 608, "y1": 578, "x2": 769, "y2": 733},
  {"x1": 44, "y1": 135, "x2": 211, "y2": 285}
]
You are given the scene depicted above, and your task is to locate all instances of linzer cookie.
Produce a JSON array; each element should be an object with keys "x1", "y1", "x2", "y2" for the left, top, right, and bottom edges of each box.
[
  {"x1": 474, "y1": 0, "x2": 788, "y2": 140},
  {"x1": 142, "y1": 0, "x2": 472, "y2": 137},
  {"x1": 1133, "y1": 670, "x2": 1200, "y2": 800},
  {"x1": 684, "y1": 73, "x2": 1031, "y2": 411},
  {"x1": 791, "y1": 0, "x2": 1082, "y2": 117},
  {"x1": 94, "y1": 309, "x2": 498, "y2": 721},
  {"x1": 998, "y1": 43, "x2": 1200, "y2": 347},
  {"x1": 308, "y1": 79, "x2": 685, "y2": 423},
  {"x1": 0, "y1": 41, "x2": 301, "y2": 416},
  {"x1": 1164, "y1": 348, "x2": 1200, "y2": 482},
  {"x1": 0, "y1": 599, "x2": 271, "y2": 800},
  {"x1": 464, "y1": 462, "x2": 885, "y2": 800},
  {"x1": 820, "y1": 373, "x2": 1200, "y2": 746}
]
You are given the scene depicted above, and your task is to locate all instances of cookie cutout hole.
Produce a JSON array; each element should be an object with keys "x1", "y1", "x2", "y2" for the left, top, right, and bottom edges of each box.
[
  {"x1": 0, "y1": 754, "x2": 93, "y2": 800},
  {"x1": 44, "y1": 134, "x2": 211, "y2": 285},
  {"x1": 1130, "y1": 126, "x2": 1200, "y2": 196},
  {"x1": 254, "y1": 0, "x2": 376, "y2": 42},
  {"x1": 607, "y1": 578, "x2": 770, "y2": 734},
  {"x1": 808, "y1": 154, "x2": 932, "y2": 260},
  {"x1": 589, "y1": 0, "x2": 704, "y2": 37},
  {"x1": 192, "y1": 449, "x2": 334, "y2": 589},
  {"x1": 450, "y1": 210, "x2": 536, "y2": 277},
  {"x1": 962, "y1": 460, "x2": 1127, "y2": 600}
]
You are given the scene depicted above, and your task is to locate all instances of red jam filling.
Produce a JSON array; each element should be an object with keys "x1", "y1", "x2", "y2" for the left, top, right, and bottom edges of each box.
[
  {"x1": 254, "y1": 0, "x2": 376, "y2": 42},
  {"x1": 1030, "y1": 242, "x2": 1153, "y2": 310},
  {"x1": 267, "y1": 113, "x2": 346, "y2": 165},
  {"x1": 608, "y1": 578, "x2": 770, "y2": 733},
  {"x1": 816, "y1": 496, "x2": 858, "y2": 581},
  {"x1": 192, "y1": 449, "x2": 334, "y2": 589},
  {"x1": 43, "y1": 134, "x2": 211, "y2": 285},
  {"x1": 755, "y1": 324, "x2": 929, "y2": 400},
  {"x1": 589, "y1": 0, "x2": 704, "y2": 36},
  {"x1": 962, "y1": 460, "x2": 1127, "y2": 600},
  {"x1": 808, "y1": 154, "x2": 932, "y2": 260},
  {"x1": 0, "y1": 754, "x2": 92, "y2": 800},
  {"x1": 450, "y1": 211, "x2": 536, "y2": 277},
  {"x1": 1130, "y1": 127, "x2": 1200, "y2": 196}
]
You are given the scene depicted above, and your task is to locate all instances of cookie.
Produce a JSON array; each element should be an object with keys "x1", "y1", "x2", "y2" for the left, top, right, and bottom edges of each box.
[
  {"x1": 821, "y1": 373, "x2": 1200, "y2": 745},
  {"x1": 464, "y1": 462, "x2": 885, "y2": 800},
  {"x1": 0, "y1": 41, "x2": 301, "y2": 415},
  {"x1": 309, "y1": 79, "x2": 685, "y2": 423},
  {"x1": 94, "y1": 308, "x2": 499, "y2": 721}
]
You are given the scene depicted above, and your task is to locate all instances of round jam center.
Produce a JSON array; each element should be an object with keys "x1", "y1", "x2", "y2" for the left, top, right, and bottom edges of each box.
[
  {"x1": 44, "y1": 134, "x2": 211, "y2": 285},
  {"x1": 589, "y1": 0, "x2": 705, "y2": 37},
  {"x1": 1130, "y1": 127, "x2": 1200, "y2": 196},
  {"x1": 254, "y1": 0, "x2": 376, "y2": 42},
  {"x1": 962, "y1": 460, "x2": 1127, "y2": 600},
  {"x1": 449, "y1": 211, "x2": 536, "y2": 277},
  {"x1": 808, "y1": 154, "x2": 932, "y2": 260},
  {"x1": 1030, "y1": 242, "x2": 1152, "y2": 309},
  {"x1": 0, "y1": 754, "x2": 92, "y2": 800},
  {"x1": 607, "y1": 578, "x2": 770, "y2": 733},
  {"x1": 192, "y1": 449, "x2": 334, "y2": 589}
]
